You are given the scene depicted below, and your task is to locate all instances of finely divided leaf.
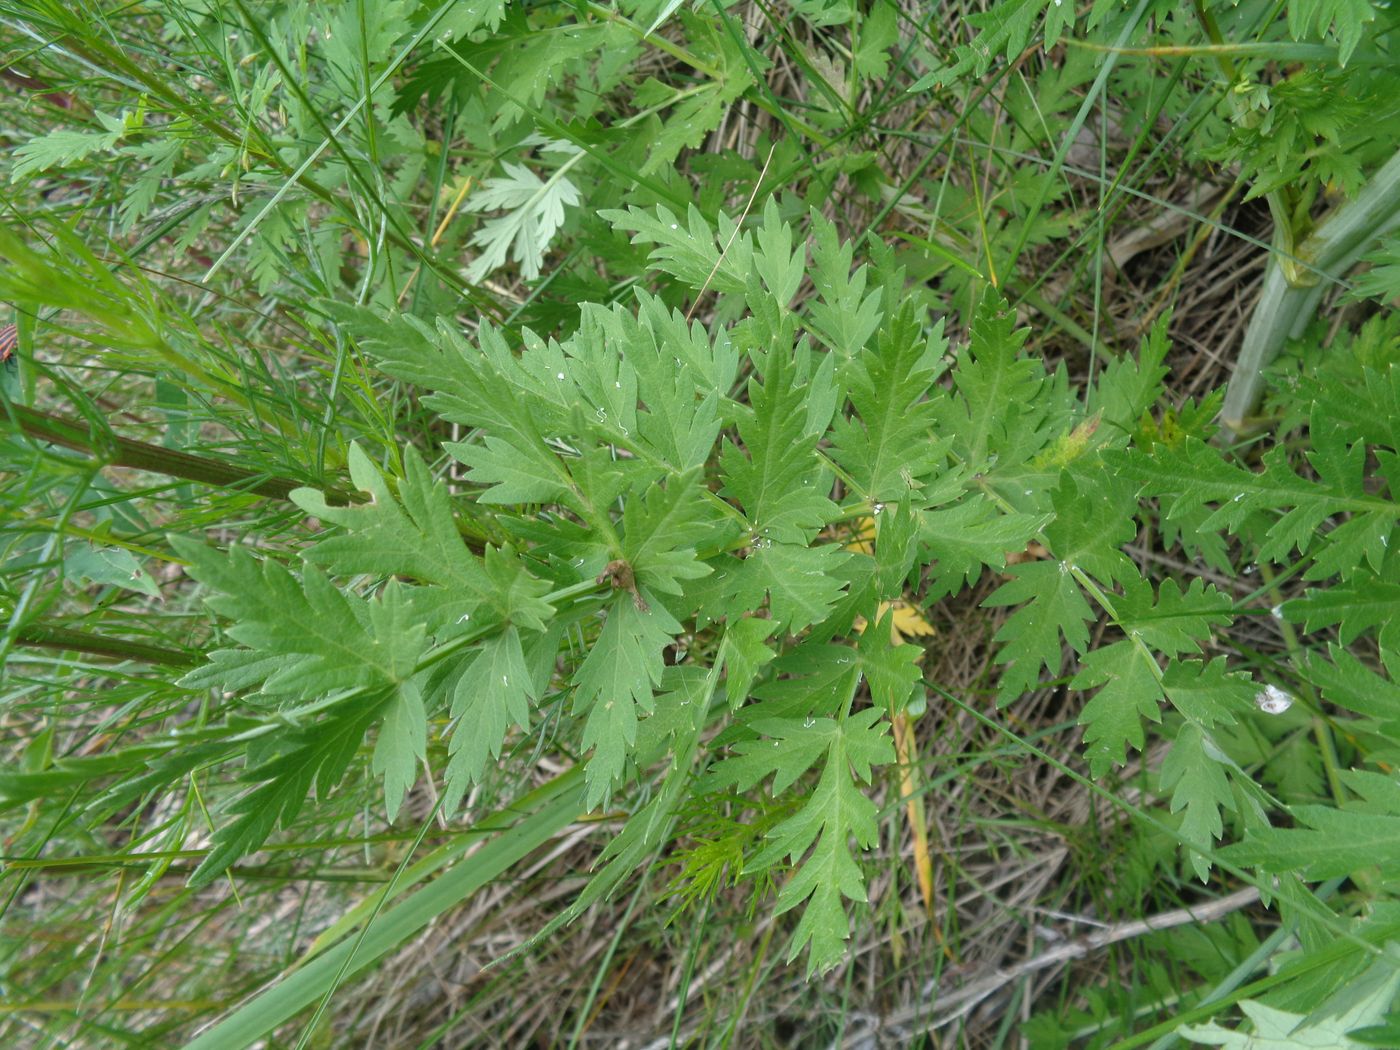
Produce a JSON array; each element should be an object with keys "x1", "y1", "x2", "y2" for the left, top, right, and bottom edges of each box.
[
  {"x1": 806, "y1": 212, "x2": 883, "y2": 357},
  {"x1": 1162, "y1": 658, "x2": 1253, "y2": 729},
  {"x1": 1071, "y1": 641, "x2": 1163, "y2": 777},
  {"x1": 721, "y1": 617, "x2": 779, "y2": 706},
  {"x1": 720, "y1": 349, "x2": 836, "y2": 543},
  {"x1": 1223, "y1": 769, "x2": 1400, "y2": 878},
  {"x1": 188, "y1": 698, "x2": 385, "y2": 886},
  {"x1": 621, "y1": 473, "x2": 717, "y2": 596},
  {"x1": 1122, "y1": 415, "x2": 1398, "y2": 579},
  {"x1": 574, "y1": 595, "x2": 682, "y2": 806},
  {"x1": 173, "y1": 540, "x2": 427, "y2": 698},
  {"x1": 1285, "y1": 574, "x2": 1400, "y2": 652},
  {"x1": 738, "y1": 541, "x2": 851, "y2": 635},
  {"x1": 936, "y1": 289, "x2": 1073, "y2": 473},
  {"x1": 11, "y1": 111, "x2": 128, "y2": 181},
  {"x1": 1304, "y1": 644, "x2": 1400, "y2": 719},
  {"x1": 987, "y1": 559, "x2": 1094, "y2": 703},
  {"x1": 463, "y1": 159, "x2": 581, "y2": 281},
  {"x1": 920, "y1": 496, "x2": 1046, "y2": 599},
  {"x1": 601, "y1": 203, "x2": 752, "y2": 295},
  {"x1": 1160, "y1": 723, "x2": 1236, "y2": 881},
  {"x1": 830, "y1": 304, "x2": 946, "y2": 501},
  {"x1": 295, "y1": 443, "x2": 551, "y2": 630},
  {"x1": 711, "y1": 706, "x2": 894, "y2": 974},
  {"x1": 445, "y1": 626, "x2": 537, "y2": 809}
]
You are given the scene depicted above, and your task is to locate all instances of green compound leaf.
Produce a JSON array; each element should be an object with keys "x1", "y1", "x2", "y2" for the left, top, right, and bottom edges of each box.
[
  {"x1": 720, "y1": 347, "x2": 838, "y2": 545},
  {"x1": 830, "y1": 303, "x2": 946, "y2": 502},
  {"x1": 574, "y1": 594, "x2": 682, "y2": 807},
  {"x1": 445, "y1": 625, "x2": 538, "y2": 810},
  {"x1": 1160, "y1": 723, "x2": 1237, "y2": 882},
  {"x1": 1071, "y1": 640, "x2": 1164, "y2": 778},
  {"x1": 711, "y1": 705, "x2": 894, "y2": 975},
  {"x1": 1221, "y1": 770, "x2": 1400, "y2": 879},
  {"x1": 986, "y1": 558, "x2": 1093, "y2": 703},
  {"x1": 188, "y1": 697, "x2": 387, "y2": 887}
]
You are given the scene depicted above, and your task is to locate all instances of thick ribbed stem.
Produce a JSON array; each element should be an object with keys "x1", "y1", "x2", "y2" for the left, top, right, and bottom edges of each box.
[{"x1": 1222, "y1": 147, "x2": 1400, "y2": 435}]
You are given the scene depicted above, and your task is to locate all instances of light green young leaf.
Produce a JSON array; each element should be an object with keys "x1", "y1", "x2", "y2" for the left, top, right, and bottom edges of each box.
[
  {"x1": 1086, "y1": 313, "x2": 1172, "y2": 433},
  {"x1": 578, "y1": 297, "x2": 728, "y2": 472},
  {"x1": 11, "y1": 111, "x2": 128, "y2": 181},
  {"x1": 449, "y1": 434, "x2": 573, "y2": 505},
  {"x1": 464, "y1": 160, "x2": 581, "y2": 281},
  {"x1": 856, "y1": 608, "x2": 922, "y2": 711},
  {"x1": 751, "y1": 198, "x2": 805, "y2": 310}
]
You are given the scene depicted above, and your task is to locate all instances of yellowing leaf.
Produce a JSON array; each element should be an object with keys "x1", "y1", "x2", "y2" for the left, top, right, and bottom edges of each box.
[{"x1": 846, "y1": 516, "x2": 936, "y2": 645}]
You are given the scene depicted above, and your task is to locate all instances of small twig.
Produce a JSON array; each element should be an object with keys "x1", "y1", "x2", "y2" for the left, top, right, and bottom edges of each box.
[{"x1": 880, "y1": 886, "x2": 1263, "y2": 1031}]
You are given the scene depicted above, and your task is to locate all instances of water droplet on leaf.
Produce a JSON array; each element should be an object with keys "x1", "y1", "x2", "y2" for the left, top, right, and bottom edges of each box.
[{"x1": 1255, "y1": 684, "x2": 1293, "y2": 715}]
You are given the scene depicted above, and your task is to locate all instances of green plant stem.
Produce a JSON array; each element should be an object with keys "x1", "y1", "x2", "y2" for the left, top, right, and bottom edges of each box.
[
  {"x1": 1222, "y1": 146, "x2": 1400, "y2": 434},
  {"x1": 1255, "y1": 564, "x2": 1348, "y2": 807},
  {"x1": 13, "y1": 623, "x2": 198, "y2": 666},
  {"x1": 5, "y1": 403, "x2": 351, "y2": 504},
  {"x1": 1189, "y1": 0, "x2": 1306, "y2": 290}
]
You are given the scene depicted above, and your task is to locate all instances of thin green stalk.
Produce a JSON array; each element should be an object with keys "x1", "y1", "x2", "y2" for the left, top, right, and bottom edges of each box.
[
  {"x1": 12, "y1": 624, "x2": 198, "y2": 666},
  {"x1": 3, "y1": 403, "x2": 350, "y2": 504}
]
